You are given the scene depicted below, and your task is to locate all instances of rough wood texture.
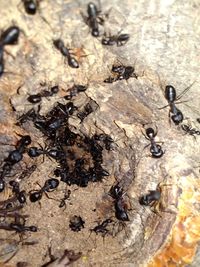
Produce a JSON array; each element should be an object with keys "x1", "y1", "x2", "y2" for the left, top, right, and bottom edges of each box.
[{"x1": 0, "y1": 0, "x2": 199, "y2": 266}]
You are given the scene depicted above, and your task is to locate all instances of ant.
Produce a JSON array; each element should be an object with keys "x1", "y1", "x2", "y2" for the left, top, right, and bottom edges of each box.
[
  {"x1": 9, "y1": 180, "x2": 26, "y2": 204},
  {"x1": 90, "y1": 218, "x2": 113, "y2": 237},
  {"x1": 0, "y1": 162, "x2": 13, "y2": 179},
  {"x1": 77, "y1": 102, "x2": 96, "y2": 122},
  {"x1": 0, "y1": 222, "x2": 37, "y2": 232},
  {"x1": 82, "y1": 2, "x2": 105, "y2": 37},
  {"x1": 139, "y1": 188, "x2": 161, "y2": 207},
  {"x1": 0, "y1": 26, "x2": 20, "y2": 77},
  {"x1": 69, "y1": 215, "x2": 85, "y2": 232},
  {"x1": 104, "y1": 64, "x2": 137, "y2": 83},
  {"x1": 102, "y1": 32, "x2": 129, "y2": 46},
  {"x1": 139, "y1": 182, "x2": 169, "y2": 215},
  {"x1": 159, "y1": 82, "x2": 195, "y2": 125},
  {"x1": 16, "y1": 135, "x2": 32, "y2": 153},
  {"x1": 181, "y1": 124, "x2": 200, "y2": 136},
  {"x1": 142, "y1": 127, "x2": 164, "y2": 158},
  {"x1": 29, "y1": 178, "x2": 59, "y2": 202},
  {"x1": 112, "y1": 65, "x2": 137, "y2": 80},
  {"x1": 63, "y1": 84, "x2": 87, "y2": 100},
  {"x1": 21, "y1": 0, "x2": 39, "y2": 15},
  {"x1": 88, "y1": 163, "x2": 109, "y2": 183},
  {"x1": 83, "y1": 137, "x2": 104, "y2": 164},
  {"x1": 197, "y1": 118, "x2": 200, "y2": 123},
  {"x1": 17, "y1": 164, "x2": 37, "y2": 182},
  {"x1": 33, "y1": 102, "x2": 76, "y2": 139},
  {"x1": 42, "y1": 248, "x2": 82, "y2": 267},
  {"x1": 139, "y1": 182, "x2": 173, "y2": 215},
  {"x1": 109, "y1": 183, "x2": 129, "y2": 221},
  {"x1": 16, "y1": 107, "x2": 40, "y2": 126},
  {"x1": 59, "y1": 189, "x2": 71, "y2": 209},
  {"x1": 53, "y1": 39, "x2": 79, "y2": 68},
  {"x1": 93, "y1": 133, "x2": 114, "y2": 150},
  {"x1": 27, "y1": 145, "x2": 65, "y2": 161},
  {"x1": 0, "y1": 26, "x2": 20, "y2": 46},
  {"x1": 0, "y1": 135, "x2": 31, "y2": 189},
  {"x1": 4, "y1": 135, "x2": 31, "y2": 165},
  {"x1": 160, "y1": 85, "x2": 184, "y2": 125},
  {"x1": 27, "y1": 85, "x2": 59, "y2": 104}
]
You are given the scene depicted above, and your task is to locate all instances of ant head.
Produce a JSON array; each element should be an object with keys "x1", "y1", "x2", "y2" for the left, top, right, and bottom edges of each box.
[
  {"x1": 146, "y1": 127, "x2": 155, "y2": 139},
  {"x1": 139, "y1": 195, "x2": 149, "y2": 206},
  {"x1": 109, "y1": 183, "x2": 123, "y2": 199}
]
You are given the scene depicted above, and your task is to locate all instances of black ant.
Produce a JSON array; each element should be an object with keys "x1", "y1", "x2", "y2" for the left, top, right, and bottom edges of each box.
[
  {"x1": 16, "y1": 107, "x2": 40, "y2": 126},
  {"x1": 0, "y1": 136, "x2": 31, "y2": 187},
  {"x1": 181, "y1": 124, "x2": 200, "y2": 136},
  {"x1": 159, "y1": 82, "x2": 195, "y2": 125},
  {"x1": 0, "y1": 26, "x2": 20, "y2": 77},
  {"x1": 0, "y1": 26, "x2": 20, "y2": 46},
  {"x1": 82, "y1": 2, "x2": 105, "y2": 37},
  {"x1": 109, "y1": 183, "x2": 129, "y2": 221},
  {"x1": 112, "y1": 65, "x2": 137, "y2": 80},
  {"x1": 33, "y1": 102, "x2": 76, "y2": 139},
  {"x1": 161, "y1": 85, "x2": 184, "y2": 125},
  {"x1": 63, "y1": 84, "x2": 87, "y2": 100},
  {"x1": 53, "y1": 39, "x2": 79, "y2": 68},
  {"x1": 139, "y1": 182, "x2": 172, "y2": 215},
  {"x1": 93, "y1": 133, "x2": 114, "y2": 150},
  {"x1": 142, "y1": 127, "x2": 164, "y2": 158},
  {"x1": 4, "y1": 135, "x2": 31, "y2": 165},
  {"x1": 0, "y1": 162, "x2": 13, "y2": 179},
  {"x1": 29, "y1": 178, "x2": 59, "y2": 202},
  {"x1": 88, "y1": 164, "x2": 109, "y2": 184},
  {"x1": 104, "y1": 64, "x2": 137, "y2": 83},
  {"x1": 83, "y1": 137, "x2": 104, "y2": 164},
  {"x1": 197, "y1": 118, "x2": 200, "y2": 123},
  {"x1": 21, "y1": 0, "x2": 39, "y2": 15},
  {"x1": 27, "y1": 145, "x2": 65, "y2": 161},
  {"x1": 0, "y1": 222, "x2": 37, "y2": 232},
  {"x1": 27, "y1": 85, "x2": 59, "y2": 104},
  {"x1": 102, "y1": 32, "x2": 129, "y2": 46},
  {"x1": 77, "y1": 101, "x2": 97, "y2": 122},
  {"x1": 9, "y1": 180, "x2": 26, "y2": 204},
  {"x1": 69, "y1": 215, "x2": 85, "y2": 232},
  {"x1": 139, "y1": 188, "x2": 161, "y2": 207},
  {"x1": 16, "y1": 135, "x2": 32, "y2": 153},
  {"x1": 17, "y1": 164, "x2": 37, "y2": 182},
  {"x1": 90, "y1": 218, "x2": 113, "y2": 237},
  {"x1": 59, "y1": 189, "x2": 71, "y2": 209},
  {"x1": 139, "y1": 183, "x2": 165, "y2": 215}
]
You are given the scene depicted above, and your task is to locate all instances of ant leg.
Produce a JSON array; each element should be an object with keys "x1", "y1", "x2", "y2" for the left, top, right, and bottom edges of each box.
[
  {"x1": 4, "y1": 49, "x2": 15, "y2": 59},
  {"x1": 176, "y1": 81, "x2": 196, "y2": 101},
  {"x1": 156, "y1": 141, "x2": 164, "y2": 145},
  {"x1": 150, "y1": 207, "x2": 162, "y2": 217},
  {"x1": 158, "y1": 104, "x2": 169, "y2": 110},
  {"x1": 168, "y1": 110, "x2": 172, "y2": 125},
  {"x1": 174, "y1": 99, "x2": 191, "y2": 106},
  {"x1": 43, "y1": 191, "x2": 59, "y2": 202}
]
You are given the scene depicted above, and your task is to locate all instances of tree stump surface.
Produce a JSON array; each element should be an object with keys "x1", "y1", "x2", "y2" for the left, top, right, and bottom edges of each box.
[{"x1": 0, "y1": 0, "x2": 200, "y2": 266}]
